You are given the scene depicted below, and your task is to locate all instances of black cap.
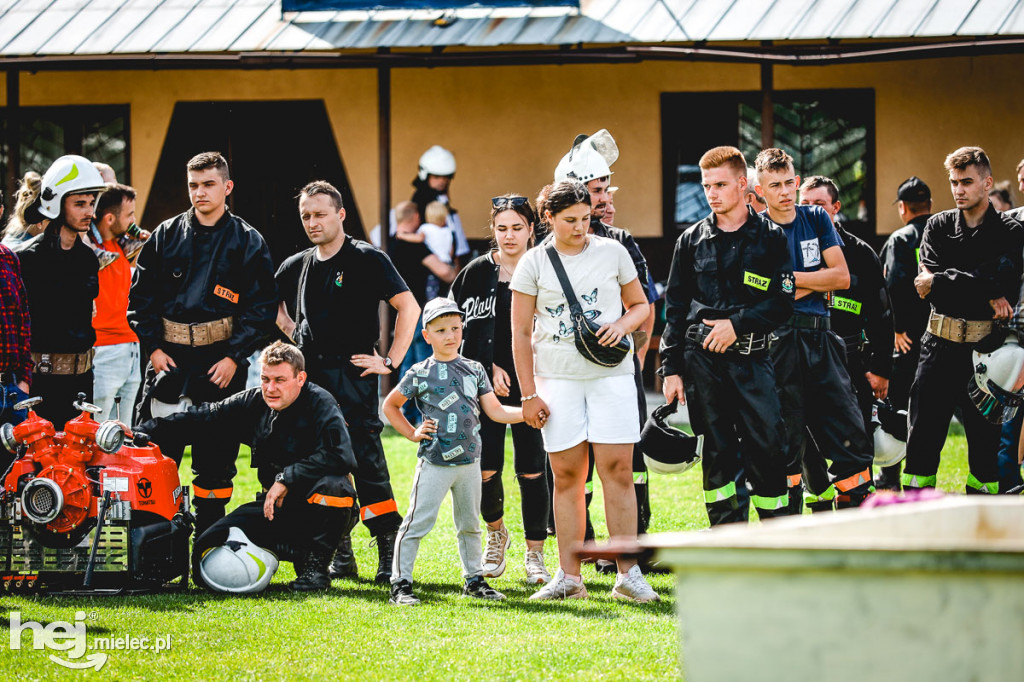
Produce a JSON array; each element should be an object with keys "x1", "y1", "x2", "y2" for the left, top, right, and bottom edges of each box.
[{"x1": 895, "y1": 176, "x2": 931, "y2": 204}]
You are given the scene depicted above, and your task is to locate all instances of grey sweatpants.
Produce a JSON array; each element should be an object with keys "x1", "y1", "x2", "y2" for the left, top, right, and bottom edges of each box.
[{"x1": 391, "y1": 458, "x2": 483, "y2": 584}]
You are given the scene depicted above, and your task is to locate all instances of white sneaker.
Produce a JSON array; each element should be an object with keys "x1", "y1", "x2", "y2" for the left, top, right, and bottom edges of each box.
[
  {"x1": 482, "y1": 526, "x2": 511, "y2": 578},
  {"x1": 529, "y1": 569, "x2": 588, "y2": 600},
  {"x1": 524, "y1": 547, "x2": 551, "y2": 585},
  {"x1": 612, "y1": 564, "x2": 660, "y2": 603}
]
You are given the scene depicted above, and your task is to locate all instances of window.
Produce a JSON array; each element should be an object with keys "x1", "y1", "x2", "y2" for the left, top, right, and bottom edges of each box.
[
  {"x1": 1, "y1": 105, "x2": 130, "y2": 193},
  {"x1": 662, "y1": 90, "x2": 874, "y2": 235}
]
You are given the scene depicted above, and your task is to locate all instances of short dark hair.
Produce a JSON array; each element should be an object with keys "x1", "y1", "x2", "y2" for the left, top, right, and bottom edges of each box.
[
  {"x1": 187, "y1": 152, "x2": 230, "y2": 181},
  {"x1": 259, "y1": 341, "x2": 305, "y2": 374},
  {"x1": 754, "y1": 148, "x2": 795, "y2": 177},
  {"x1": 490, "y1": 193, "x2": 537, "y2": 248},
  {"x1": 944, "y1": 146, "x2": 992, "y2": 177},
  {"x1": 95, "y1": 183, "x2": 137, "y2": 221},
  {"x1": 299, "y1": 180, "x2": 344, "y2": 211},
  {"x1": 800, "y1": 175, "x2": 839, "y2": 204}
]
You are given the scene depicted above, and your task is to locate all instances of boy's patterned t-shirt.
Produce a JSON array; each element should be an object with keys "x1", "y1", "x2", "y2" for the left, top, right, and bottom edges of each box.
[{"x1": 397, "y1": 355, "x2": 493, "y2": 466}]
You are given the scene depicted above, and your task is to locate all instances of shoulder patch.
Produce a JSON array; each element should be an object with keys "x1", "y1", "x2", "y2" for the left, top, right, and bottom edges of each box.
[{"x1": 781, "y1": 273, "x2": 795, "y2": 294}]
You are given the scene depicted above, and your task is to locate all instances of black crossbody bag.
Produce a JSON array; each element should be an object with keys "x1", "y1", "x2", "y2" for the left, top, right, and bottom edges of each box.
[{"x1": 545, "y1": 244, "x2": 631, "y2": 368}]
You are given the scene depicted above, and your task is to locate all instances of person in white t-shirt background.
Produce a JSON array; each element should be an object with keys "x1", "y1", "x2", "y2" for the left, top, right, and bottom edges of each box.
[{"x1": 510, "y1": 179, "x2": 658, "y2": 603}]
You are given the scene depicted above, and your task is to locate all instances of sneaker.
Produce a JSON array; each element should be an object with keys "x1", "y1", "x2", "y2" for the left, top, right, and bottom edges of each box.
[
  {"x1": 463, "y1": 576, "x2": 506, "y2": 601},
  {"x1": 524, "y1": 548, "x2": 551, "y2": 585},
  {"x1": 529, "y1": 569, "x2": 588, "y2": 601},
  {"x1": 482, "y1": 526, "x2": 511, "y2": 578},
  {"x1": 612, "y1": 565, "x2": 660, "y2": 603},
  {"x1": 389, "y1": 579, "x2": 420, "y2": 606}
]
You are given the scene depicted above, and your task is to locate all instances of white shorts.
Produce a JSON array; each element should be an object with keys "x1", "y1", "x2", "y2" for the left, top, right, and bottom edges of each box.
[{"x1": 535, "y1": 374, "x2": 640, "y2": 452}]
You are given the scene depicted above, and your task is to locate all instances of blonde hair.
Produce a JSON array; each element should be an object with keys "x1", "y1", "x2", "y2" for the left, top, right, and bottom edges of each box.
[
  {"x1": 1, "y1": 171, "x2": 44, "y2": 241},
  {"x1": 425, "y1": 201, "x2": 448, "y2": 226}
]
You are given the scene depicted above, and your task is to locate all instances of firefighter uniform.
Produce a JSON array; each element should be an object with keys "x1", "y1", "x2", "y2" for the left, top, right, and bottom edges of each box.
[
  {"x1": 129, "y1": 209, "x2": 278, "y2": 534},
  {"x1": 767, "y1": 205, "x2": 874, "y2": 512},
  {"x1": 138, "y1": 382, "x2": 358, "y2": 586},
  {"x1": 878, "y1": 213, "x2": 931, "y2": 488},
  {"x1": 803, "y1": 222, "x2": 894, "y2": 510},
  {"x1": 903, "y1": 206, "x2": 1023, "y2": 494},
  {"x1": 660, "y1": 206, "x2": 793, "y2": 525}
]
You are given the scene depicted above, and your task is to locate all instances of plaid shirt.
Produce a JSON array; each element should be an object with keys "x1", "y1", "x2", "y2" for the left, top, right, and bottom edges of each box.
[{"x1": 0, "y1": 245, "x2": 32, "y2": 385}]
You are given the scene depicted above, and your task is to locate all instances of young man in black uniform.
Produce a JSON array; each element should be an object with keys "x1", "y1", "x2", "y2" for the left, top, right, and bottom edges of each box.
[
  {"x1": 904, "y1": 147, "x2": 1024, "y2": 494},
  {"x1": 138, "y1": 342, "x2": 358, "y2": 592},
  {"x1": 877, "y1": 177, "x2": 933, "y2": 490},
  {"x1": 800, "y1": 176, "x2": 895, "y2": 508},
  {"x1": 276, "y1": 180, "x2": 420, "y2": 584},
  {"x1": 16, "y1": 155, "x2": 104, "y2": 427},
  {"x1": 660, "y1": 146, "x2": 793, "y2": 525},
  {"x1": 129, "y1": 152, "x2": 278, "y2": 536},
  {"x1": 755, "y1": 148, "x2": 874, "y2": 512}
]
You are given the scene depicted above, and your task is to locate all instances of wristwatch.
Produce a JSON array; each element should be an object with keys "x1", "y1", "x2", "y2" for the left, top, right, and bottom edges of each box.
[
  {"x1": 383, "y1": 356, "x2": 394, "y2": 372},
  {"x1": 274, "y1": 472, "x2": 286, "y2": 485}
]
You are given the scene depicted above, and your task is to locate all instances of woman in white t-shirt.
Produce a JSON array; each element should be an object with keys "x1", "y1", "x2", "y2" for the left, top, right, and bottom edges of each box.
[{"x1": 510, "y1": 180, "x2": 658, "y2": 603}]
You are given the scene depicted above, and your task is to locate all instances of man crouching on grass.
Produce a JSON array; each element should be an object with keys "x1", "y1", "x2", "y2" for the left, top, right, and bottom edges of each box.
[
  {"x1": 383, "y1": 298, "x2": 525, "y2": 606},
  {"x1": 137, "y1": 341, "x2": 358, "y2": 593}
]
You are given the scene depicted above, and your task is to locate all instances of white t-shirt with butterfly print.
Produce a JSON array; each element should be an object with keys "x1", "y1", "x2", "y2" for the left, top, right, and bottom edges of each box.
[{"x1": 511, "y1": 235, "x2": 638, "y2": 380}]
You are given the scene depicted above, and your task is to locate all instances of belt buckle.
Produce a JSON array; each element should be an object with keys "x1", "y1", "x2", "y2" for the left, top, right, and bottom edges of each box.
[
  {"x1": 740, "y1": 334, "x2": 754, "y2": 355},
  {"x1": 37, "y1": 355, "x2": 52, "y2": 375},
  {"x1": 190, "y1": 323, "x2": 208, "y2": 346}
]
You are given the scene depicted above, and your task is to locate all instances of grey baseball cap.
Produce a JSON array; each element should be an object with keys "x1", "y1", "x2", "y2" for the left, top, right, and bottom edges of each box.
[{"x1": 422, "y1": 297, "x2": 465, "y2": 326}]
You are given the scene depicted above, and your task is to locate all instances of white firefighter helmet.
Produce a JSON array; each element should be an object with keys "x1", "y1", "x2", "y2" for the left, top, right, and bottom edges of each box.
[
  {"x1": 418, "y1": 145, "x2": 457, "y2": 180},
  {"x1": 198, "y1": 527, "x2": 279, "y2": 593},
  {"x1": 871, "y1": 401, "x2": 907, "y2": 468},
  {"x1": 38, "y1": 155, "x2": 107, "y2": 220},
  {"x1": 554, "y1": 129, "x2": 619, "y2": 184},
  {"x1": 970, "y1": 332, "x2": 1024, "y2": 424}
]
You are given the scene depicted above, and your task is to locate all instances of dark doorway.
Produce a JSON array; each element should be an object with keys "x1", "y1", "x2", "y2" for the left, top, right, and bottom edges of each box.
[{"x1": 142, "y1": 100, "x2": 364, "y2": 266}]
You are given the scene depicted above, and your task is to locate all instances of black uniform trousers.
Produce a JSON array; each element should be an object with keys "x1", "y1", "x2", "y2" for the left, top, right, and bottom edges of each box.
[
  {"x1": 306, "y1": 360, "x2": 402, "y2": 537},
  {"x1": 802, "y1": 344, "x2": 876, "y2": 509},
  {"x1": 771, "y1": 326, "x2": 874, "y2": 514},
  {"x1": 31, "y1": 370, "x2": 93, "y2": 429},
  {"x1": 684, "y1": 346, "x2": 789, "y2": 526},
  {"x1": 478, "y1": 378, "x2": 549, "y2": 542},
  {"x1": 579, "y1": 353, "x2": 651, "y2": 537},
  {"x1": 192, "y1": 475, "x2": 357, "y2": 587},
  {"x1": 137, "y1": 344, "x2": 247, "y2": 535},
  {"x1": 904, "y1": 333, "x2": 1000, "y2": 493}
]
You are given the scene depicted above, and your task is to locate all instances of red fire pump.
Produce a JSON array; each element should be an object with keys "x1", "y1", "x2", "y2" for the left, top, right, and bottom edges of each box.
[{"x1": 1, "y1": 395, "x2": 192, "y2": 593}]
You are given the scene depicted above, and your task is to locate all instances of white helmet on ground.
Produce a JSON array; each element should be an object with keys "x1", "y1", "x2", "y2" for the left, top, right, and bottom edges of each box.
[
  {"x1": 418, "y1": 145, "x2": 456, "y2": 180},
  {"x1": 38, "y1": 155, "x2": 107, "y2": 220},
  {"x1": 871, "y1": 401, "x2": 907, "y2": 468},
  {"x1": 969, "y1": 332, "x2": 1024, "y2": 424},
  {"x1": 554, "y1": 129, "x2": 618, "y2": 184},
  {"x1": 199, "y1": 527, "x2": 279, "y2": 593}
]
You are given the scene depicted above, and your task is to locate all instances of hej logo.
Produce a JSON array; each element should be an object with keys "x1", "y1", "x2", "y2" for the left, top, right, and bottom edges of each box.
[{"x1": 9, "y1": 610, "x2": 107, "y2": 670}]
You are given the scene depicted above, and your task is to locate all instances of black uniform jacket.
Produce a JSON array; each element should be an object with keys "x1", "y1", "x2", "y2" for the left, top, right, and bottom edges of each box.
[
  {"x1": 448, "y1": 251, "x2": 501, "y2": 372},
  {"x1": 830, "y1": 223, "x2": 895, "y2": 378},
  {"x1": 919, "y1": 205, "x2": 1023, "y2": 320},
  {"x1": 880, "y1": 215, "x2": 930, "y2": 340},
  {"x1": 660, "y1": 206, "x2": 794, "y2": 377},
  {"x1": 128, "y1": 208, "x2": 277, "y2": 363},
  {"x1": 139, "y1": 381, "x2": 356, "y2": 497},
  {"x1": 16, "y1": 230, "x2": 99, "y2": 353}
]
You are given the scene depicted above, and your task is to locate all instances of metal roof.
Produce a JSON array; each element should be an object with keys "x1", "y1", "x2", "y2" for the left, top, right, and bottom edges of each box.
[{"x1": 1, "y1": 0, "x2": 1024, "y2": 59}]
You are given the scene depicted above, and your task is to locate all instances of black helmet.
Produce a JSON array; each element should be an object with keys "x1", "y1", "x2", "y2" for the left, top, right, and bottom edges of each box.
[{"x1": 639, "y1": 401, "x2": 702, "y2": 475}]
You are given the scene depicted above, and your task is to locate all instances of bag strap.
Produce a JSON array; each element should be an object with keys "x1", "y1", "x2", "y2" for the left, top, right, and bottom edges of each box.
[
  {"x1": 544, "y1": 244, "x2": 585, "y2": 319},
  {"x1": 294, "y1": 248, "x2": 317, "y2": 337}
]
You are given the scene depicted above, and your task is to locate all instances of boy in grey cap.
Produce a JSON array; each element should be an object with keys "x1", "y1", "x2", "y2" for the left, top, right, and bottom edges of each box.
[{"x1": 382, "y1": 298, "x2": 526, "y2": 605}]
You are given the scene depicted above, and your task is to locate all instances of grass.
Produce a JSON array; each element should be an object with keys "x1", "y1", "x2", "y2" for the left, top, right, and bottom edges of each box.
[{"x1": 0, "y1": 424, "x2": 973, "y2": 680}]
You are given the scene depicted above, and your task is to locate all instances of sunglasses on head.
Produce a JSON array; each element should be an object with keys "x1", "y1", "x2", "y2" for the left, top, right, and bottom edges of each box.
[{"x1": 491, "y1": 196, "x2": 529, "y2": 210}]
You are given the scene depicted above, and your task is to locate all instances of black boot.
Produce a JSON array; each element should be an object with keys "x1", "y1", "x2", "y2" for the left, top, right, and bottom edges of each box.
[
  {"x1": 374, "y1": 531, "x2": 397, "y2": 584},
  {"x1": 291, "y1": 548, "x2": 333, "y2": 592},
  {"x1": 329, "y1": 534, "x2": 358, "y2": 579},
  {"x1": 193, "y1": 500, "x2": 227, "y2": 539}
]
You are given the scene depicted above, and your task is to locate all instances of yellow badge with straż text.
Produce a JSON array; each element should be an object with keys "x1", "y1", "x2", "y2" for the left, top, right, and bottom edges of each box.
[
  {"x1": 743, "y1": 271, "x2": 771, "y2": 291},
  {"x1": 831, "y1": 296, "x2": 862, "y2": 315},
  {"x1": 214, "y1": 285, "x2": 239, "y2": 304}
]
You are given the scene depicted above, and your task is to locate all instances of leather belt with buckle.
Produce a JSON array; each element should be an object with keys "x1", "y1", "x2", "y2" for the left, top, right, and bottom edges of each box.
[
  {"x1": 685, "y1": 324, "x2": 771, "y2": 355},
  {"x1": 787, "y1": 314, "x2": 830, "y2": 331},
  {"x1": 927, "y1": 311, "x2": 993, "y2": 343},
  {"x1": 162, "y1": 317, "x2": 234, "y2": 347},
  {"x1": 31, "y1": 349, "x2": 95, "y2": 375}
]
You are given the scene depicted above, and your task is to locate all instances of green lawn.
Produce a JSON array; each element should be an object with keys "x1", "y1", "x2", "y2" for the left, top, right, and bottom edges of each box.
[{"x1": 1, "y1": 425, "x2": 973, "y2": 680}]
